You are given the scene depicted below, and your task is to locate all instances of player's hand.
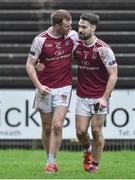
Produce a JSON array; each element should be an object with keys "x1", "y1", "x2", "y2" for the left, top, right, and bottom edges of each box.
[
  {"x1": 35, "y1": 61, "x2": 45, "y2": 71},
  {"x1": 96, "y1": 97, "x2": 107, "y2": 110},
  {"x1": 38, "y1": 84, "x2": 51, "y2": 96}
]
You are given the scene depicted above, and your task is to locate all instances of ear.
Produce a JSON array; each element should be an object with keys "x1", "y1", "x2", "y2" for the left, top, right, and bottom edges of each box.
[
  {"x1": 92, "y1": 25, "x2": 96, "y2": 32},
  {"x1": 54, "y1": 24, "x2": 60, "y2": 30}
]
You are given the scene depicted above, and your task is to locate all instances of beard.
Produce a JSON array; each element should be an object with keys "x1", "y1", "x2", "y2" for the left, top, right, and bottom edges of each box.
[{"x1": 78, "y1": 32, "x2": 91, "y2": 40}]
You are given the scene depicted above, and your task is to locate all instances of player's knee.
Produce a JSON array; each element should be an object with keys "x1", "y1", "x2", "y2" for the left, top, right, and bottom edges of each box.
[
  {"x1": 76, "y1": 128, "x2": 86, "y2": 139},
  {"x1": 53, "y1": 121, "x2": 63, "y2": 134}
]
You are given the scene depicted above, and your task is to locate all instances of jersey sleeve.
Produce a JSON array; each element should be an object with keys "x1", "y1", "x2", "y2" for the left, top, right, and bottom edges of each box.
[
  {"x1": 29, "y1": 36, "x2": 45, "y2": 60},
  {"x1": 68, "y1": 30, "x2": 79, "y2": 52},
  {"x1": 68, "y1": 30, "x2": 79, "y2": 43},
  {"x1": 98, "y1": 47, "x2": 117, "y2": 69}
]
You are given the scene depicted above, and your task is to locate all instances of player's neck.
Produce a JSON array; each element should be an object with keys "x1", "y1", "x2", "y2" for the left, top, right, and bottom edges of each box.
[
  {"x1": 83, "y1": 35, "x2": 96, "y2": 46},
  {"x1": 49, "y1": 26, "x2": 62, "y2": 37}
]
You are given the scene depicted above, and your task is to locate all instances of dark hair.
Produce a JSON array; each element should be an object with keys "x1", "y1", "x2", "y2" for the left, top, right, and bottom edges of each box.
[
  {"x1": 80, "y1": 12, "x2": 99, "y2": 25},
  {"x1": 51, "y1": 9, "x2": 72, "y2": 26}
]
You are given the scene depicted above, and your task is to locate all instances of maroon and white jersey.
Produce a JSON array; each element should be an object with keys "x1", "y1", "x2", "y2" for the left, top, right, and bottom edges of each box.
[
  {"x1": 74, "y1": 38, "x2": 117, "y2": 98},
  {"x1": 29, "y1": 28, "x2": 78, "y2": 88}
]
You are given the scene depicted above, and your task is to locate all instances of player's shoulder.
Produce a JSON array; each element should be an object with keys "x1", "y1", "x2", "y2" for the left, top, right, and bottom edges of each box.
[
  {"x1": 32, "y1": 30, "x2": 47, "y2": 44},
  {"x1": 96, "y1": 38, "x2": 116, "y2": 62},
  {"x1": 67, "y1": 30, "x2": 79, "y2": 41},
  {"x1": 96, "y1": 38, "x2": 114, "y2": 55},
  {"x1": 37, "y1": 30, "x2": 48, "y2": 38},
  {"x1": 68, "y1": 30, "x2": 78, "y2": 35},
  {"x1": 96, "y1": 38, "x2": 110, "y2": 49}
]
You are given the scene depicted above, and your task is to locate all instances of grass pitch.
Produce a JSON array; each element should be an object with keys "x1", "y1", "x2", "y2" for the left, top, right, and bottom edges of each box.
[{"x1": 0, "y1": 150, "x2": 135, "y2": 179}]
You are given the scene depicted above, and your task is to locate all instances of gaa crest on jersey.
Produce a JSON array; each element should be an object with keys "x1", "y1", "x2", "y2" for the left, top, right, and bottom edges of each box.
[{"x1": 55, "y1": 42, "x2": 62, "y2": 49}]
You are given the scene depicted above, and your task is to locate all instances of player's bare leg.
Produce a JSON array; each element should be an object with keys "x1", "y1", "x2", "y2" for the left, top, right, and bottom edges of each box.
[
  {"x1": 76, "y1": 115, "x2": 90, "y2": 145},
  {"x1": 39, "y1": 111, "x2": 53, "y2": 156},
  {"x1": 90, "y1": 114, "x2": 105, "y2": 173},
  {"x1": 50, "y1": 106, "x2": 68, "y2": 155},
  {"x1": 45, "y1": 106, "x2": 68, "y2": 173},
  {"x1": 76, "y1": 115, "x2": 92, "y2": 171}
]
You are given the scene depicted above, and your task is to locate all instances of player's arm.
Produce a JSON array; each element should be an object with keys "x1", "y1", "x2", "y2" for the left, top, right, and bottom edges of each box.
[
  {"x1": 26, "y1": 55, "x2": 41, "y2": 88},
  {"x1": 26, "y1": 55, "x2": 51, "y2": 94},
  {"x1": 102, "y1": 47, "x2": 118, "y2": 100},
  {"x1": 98, "y1": 47, "x2": 118, "y2": 109},
  {"x1": 97, "y1": 66, "x2": 118, "y2": 110},
  {"x1": 102, "y1": 66, "x2": 118, "y2": 100}
]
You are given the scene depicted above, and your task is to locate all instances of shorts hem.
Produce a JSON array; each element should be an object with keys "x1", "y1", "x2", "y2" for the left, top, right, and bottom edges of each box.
[
  {"x1": 53, "y1": 104, "x2": 69, "y2": 108},
  {"x1": 33, "y1": 107, "x2": 52, "y2": 113},
  {"x1": 75, "y1": 113, "x2": 91, "y2": 117}
]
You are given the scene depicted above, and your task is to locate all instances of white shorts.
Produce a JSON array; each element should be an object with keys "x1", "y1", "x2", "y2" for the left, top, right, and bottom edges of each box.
[
  {"x1": 75, "y1": 96, "x2": 110, "y2": 117},
  {"x1": 33, "y1": 85, "x2": 72, "y2": 113}
]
